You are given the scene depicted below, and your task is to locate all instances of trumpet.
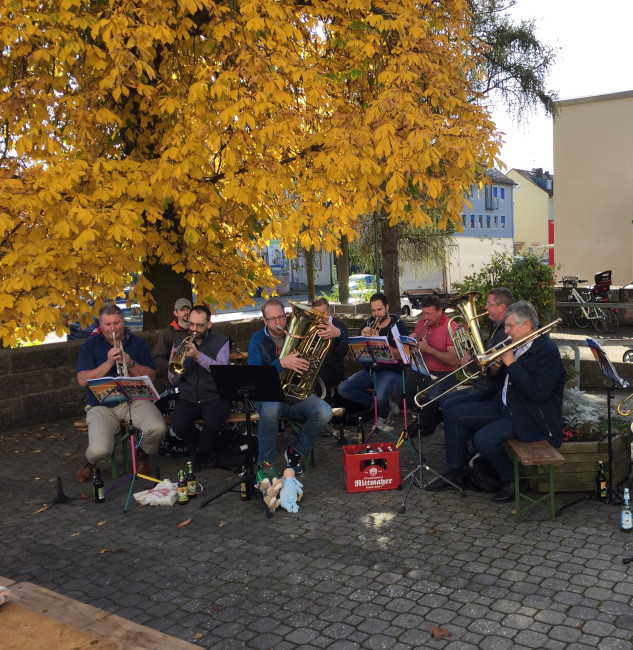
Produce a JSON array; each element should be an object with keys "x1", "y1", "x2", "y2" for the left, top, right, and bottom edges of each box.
[
  {"x1": 413, "y1": 319, "x2": 562, "y2": 409},
  {"x1": 366, "y1": 316, "x2": 382, "y2": 336},
  {"x1": 169, "y1": 334, "x2": 194, "y2": 376},
  {"x1": 617, "y1": 392, "x2": 633, "y2": 417},
  {"x1": 112, "y1": 332, "x2": 128, "y2": 376}
]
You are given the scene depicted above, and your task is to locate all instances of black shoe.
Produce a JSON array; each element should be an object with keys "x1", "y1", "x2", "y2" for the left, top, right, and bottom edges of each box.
[
  {"x1": 426, "y1": 470, "x2": 466, "y2": 492},
  {"x1": 493, "y1": 481, "x2": 515, "y2": 502}
]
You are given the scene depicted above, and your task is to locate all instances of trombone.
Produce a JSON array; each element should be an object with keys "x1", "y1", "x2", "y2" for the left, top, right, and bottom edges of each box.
[{"x1": 413, "y1": 318, "x2": 562, "y2": 409}]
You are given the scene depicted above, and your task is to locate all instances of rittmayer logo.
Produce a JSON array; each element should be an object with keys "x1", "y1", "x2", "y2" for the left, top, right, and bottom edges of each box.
[{"x1": 355, "y1": 465, "x2": 393, "y2": 488}]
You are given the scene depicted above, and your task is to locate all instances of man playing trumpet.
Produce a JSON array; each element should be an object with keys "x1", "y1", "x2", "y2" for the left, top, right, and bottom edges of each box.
[
  {"x1": 76, "y1": 303, "x2": 166, "y2": 482},
  {"x1": 169, "y1": 304, "x2": 231, "y2": 470}
]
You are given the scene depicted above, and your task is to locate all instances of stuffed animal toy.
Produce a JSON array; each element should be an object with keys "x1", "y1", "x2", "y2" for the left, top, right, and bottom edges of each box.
[
  {"x1": 280, "y1": 467, "x2": 303, "y2": 513},
  {"x1": 256, "y1": 477, "x2": 282, "y2": 513}
]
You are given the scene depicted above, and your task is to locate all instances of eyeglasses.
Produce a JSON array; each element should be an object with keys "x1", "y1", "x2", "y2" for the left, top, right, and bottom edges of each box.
[
  {"x1": 265, "y1": 314, "x2": 286, "y2": 322},
  {"x1": 485, "y1": 301, "x2": 501, "y2": 308}
]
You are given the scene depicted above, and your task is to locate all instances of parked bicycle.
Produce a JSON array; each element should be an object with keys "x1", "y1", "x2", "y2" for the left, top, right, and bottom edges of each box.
[{"x1": 562, "y1": 271, "x2": 619, "y2": 334}]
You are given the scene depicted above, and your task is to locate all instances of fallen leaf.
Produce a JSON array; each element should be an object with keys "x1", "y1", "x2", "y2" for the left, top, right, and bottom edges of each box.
[
  {"x1": 98, "y1": 548, "x2": 111, "y2": 554},
  {"x1": 178, "y1": 519, "x2": 192, "y2": 529},
  {"x1": 218, "y1": 520, "x2": 225, "y2": 527},
  {"x1": 80, "y1": 493, "x2": 88, "y2": 499},
  {"x1": 97, "y1": 521, "x2": 107, "y2": 526},
  {"x1": 193, "y1": 633, "x2": 203, "y2": 639},
  {"x1": 430, "y1": 626, "x2": 451, "y2": 641},
  {"x1": 33, "y1": 449, "x2": 42, "y2": 453},
  {"x1": 428, "y1": 528, "x2": 437, "y2": 534},
  {"x1": 388, "y1": 528, "x2": 396, "y2": 532},
  {"x1": 211, "y1": 605, "x2": 221, "y2": 611},
  {"x1": 33, "y1": 505, "x2": 48, "y2": 514},
  {"x1": 304, "y1": 529, "x2": 311, "y2": 533},
  {"x1": 115, "y1": 548, "x2": 126, "y2": 553},
  {"x1": 34, "y1": 477, "x2": 40, "y2": 480},
  {"x1": 71, "y1": 532, "x2": 80, "y2": 537},
  {"x1": 47, "y1": 433, "x2": 67, "y2": 440}
]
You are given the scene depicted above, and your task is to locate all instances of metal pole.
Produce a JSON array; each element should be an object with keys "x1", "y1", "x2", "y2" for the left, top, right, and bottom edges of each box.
[{"x1": 374, "y1": 212, "x2": 380, "y2": 285}]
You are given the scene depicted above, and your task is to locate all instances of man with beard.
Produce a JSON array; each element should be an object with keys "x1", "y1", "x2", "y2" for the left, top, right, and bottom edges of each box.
[
  {"x1": 152, "y1": 297, "x2": 192, "y2": 381},
  {"x1": 170, "y1": 304, "x2": 231, "y2": 470}
]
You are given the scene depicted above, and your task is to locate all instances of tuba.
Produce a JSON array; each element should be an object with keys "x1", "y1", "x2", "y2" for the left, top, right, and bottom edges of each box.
[
  {"x1": 278, "y1": 301, "x2": 332, "y2": 402},
  {"x1": 446, "y1": 292, "x2": 487, "y2": 377},
  {"x1": 169, "y1": 334, "x2": 194, "y2": 376}
]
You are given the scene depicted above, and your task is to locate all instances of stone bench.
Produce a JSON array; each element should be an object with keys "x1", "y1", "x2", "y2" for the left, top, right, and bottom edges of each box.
[{"x1": 507, "y1": 438, "x2": 565, "y2": 519}]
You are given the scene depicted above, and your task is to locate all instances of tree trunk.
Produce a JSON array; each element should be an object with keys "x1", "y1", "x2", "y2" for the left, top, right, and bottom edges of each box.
[
  {"x1": 337, "y1": 236, "x2": 350, "y2": 304},
  {"x1": 306, "y1": 247, "x2": 316, "y2": 302},
  {"x1": 382, "y1": 221, "x2": 401, "y2": 314},
  {"x1": 142, "y1": 262, "x2": 192, "y2": 331}
]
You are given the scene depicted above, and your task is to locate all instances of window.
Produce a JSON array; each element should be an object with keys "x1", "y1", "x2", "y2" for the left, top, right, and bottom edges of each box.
[
  {"x1": 500, "y1": 215, "x2": 506, "y2": 229},
  {"x1": 486, "y1": 215, "x2": 491, "y2": 229},
  {"x1": 493, "y1": 215, "x2": 498, "y2": 228},
  {"x1": 478, "y1": 215, "x2": 483, "y2": 228},
  {"x1": 493, "y1": 186, "x2": 498, "y2": 198},
  {"x1": 484, "y1": 185, "x2": 493, "y2": 210},
  {"x1": 500, "y1": 187, "x2": 505, "y2": 200},
  {"x1": 462, "y1": 214, "x2": 467, "y2": 228},
  {"x1": 470, "y1": 215, "x2": 475, "y2": 228}
]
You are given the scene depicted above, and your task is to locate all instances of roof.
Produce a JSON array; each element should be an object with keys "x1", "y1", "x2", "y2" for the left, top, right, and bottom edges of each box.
[
  {"x1": 486, "y1": 169, "x2": 516, "y2": 186},
  {"x1": 511, "y1": 168, "x2": 554, "y2": 197}
]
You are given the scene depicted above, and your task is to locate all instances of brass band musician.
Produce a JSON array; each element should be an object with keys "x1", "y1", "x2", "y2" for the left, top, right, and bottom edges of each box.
[
  {"x1": 169, "y1": 304, "x2": 231, "y2": 471},
  {"x1": 431, "y1": 301, "x2": 565, "y2": 502},
  {"x1": 152, "y1": 297, "x2": 192, "y2": 381},
  {"x1": 76, "y1": 303, "x2": 166, "y2": 482}
]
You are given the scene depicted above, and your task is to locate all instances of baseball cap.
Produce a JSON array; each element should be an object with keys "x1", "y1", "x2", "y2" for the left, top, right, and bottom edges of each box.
[{"x1": 174, "y1": 298, "x2": 192, "y2": 310}]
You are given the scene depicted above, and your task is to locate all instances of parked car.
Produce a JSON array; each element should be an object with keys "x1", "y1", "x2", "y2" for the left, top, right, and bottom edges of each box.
[
  {"x1": 333, "y1": 274, "x2": 384, "y2": 303},
  {"x1": 402, "y1": 289, "x2": 452, "y2": 311},
  {"x1": 400, "y1": 295, "x2": 414, "y2": 316}
]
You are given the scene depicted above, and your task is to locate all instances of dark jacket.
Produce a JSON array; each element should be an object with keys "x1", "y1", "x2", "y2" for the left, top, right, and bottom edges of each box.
[
  {"x1": 505, "y1": 334, "x2": 565, "y2": 446},
  {"x1": 152, "y1": 319, "x2": 190, "y2": 378},
  {"x1": 318, "y1": 316, "x2": 349, "y2": 387},
  {"x1": 248, "y1": 327, "x2": 283, "y2": 371},
  {"x1": 177, "y1": 332, "x2": 230, "y2": 404}
]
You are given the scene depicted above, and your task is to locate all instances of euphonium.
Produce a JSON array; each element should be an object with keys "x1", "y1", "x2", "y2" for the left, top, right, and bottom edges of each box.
[
  {"x1": 278, "y1": 301, "x2": 333, "y2": 402},
  {"x1": 446, "y1": 292, "x2": 488, "y2": 377},
  {"x1": 169, "y1": 334, "x2": 194, "y2": 376}
]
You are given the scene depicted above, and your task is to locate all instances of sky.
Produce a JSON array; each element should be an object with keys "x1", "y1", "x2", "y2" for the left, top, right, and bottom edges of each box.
[{"x1": 490, "y1": 0, "x2": 633, "y2": 174}]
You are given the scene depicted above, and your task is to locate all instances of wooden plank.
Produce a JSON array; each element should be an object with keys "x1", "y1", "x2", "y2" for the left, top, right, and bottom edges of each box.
[
  {"x1": 225, "y1": 411, "x2": 260, "y2": 423},
  {"x1": 507, "y1": 439, "x2": 565, "y2": 466}
]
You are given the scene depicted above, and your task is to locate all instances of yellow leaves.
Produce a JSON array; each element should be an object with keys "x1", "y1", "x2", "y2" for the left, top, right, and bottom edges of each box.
[{"x1": 72, "y1": 228, "x2": 99, "y2": 251}]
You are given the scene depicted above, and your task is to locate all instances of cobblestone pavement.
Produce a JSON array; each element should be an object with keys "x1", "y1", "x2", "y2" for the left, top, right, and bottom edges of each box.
[{"x1": 2, "y1": 408, "x2": 633, "y2": 650}]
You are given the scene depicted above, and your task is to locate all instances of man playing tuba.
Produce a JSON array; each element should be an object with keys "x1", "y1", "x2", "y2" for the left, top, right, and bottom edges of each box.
[{"x1": 248, "y1": 299, "x2": 332, "y2": 475}]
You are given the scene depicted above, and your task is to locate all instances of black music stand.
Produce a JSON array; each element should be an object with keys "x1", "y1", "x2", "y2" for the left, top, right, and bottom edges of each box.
[
  {"x1": 556, "y1": 338, "x2": 628, "y2": 516},
  {"x1": 199, "y1": 365, "x2": 286, "y2": 515}
]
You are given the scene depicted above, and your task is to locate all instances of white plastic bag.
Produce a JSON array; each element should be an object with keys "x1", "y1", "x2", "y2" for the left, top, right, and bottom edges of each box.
[{"x1": 133, "y1": 479, "x2": 178, "y2": 506}]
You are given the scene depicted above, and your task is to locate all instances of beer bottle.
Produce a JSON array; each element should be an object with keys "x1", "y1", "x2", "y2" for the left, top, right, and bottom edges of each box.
[
  {"x1": 240, "y1": 466, "x2": 251, "y2": 501},
  {"x1": 357, "y1": 417, "x2": 365, "y2": 444},
  {"x1": 93, "y1": 468, "x2": 105, "y2": 503},
  {"x1": 185, "y1": 461, "x2": 197, "y2": 499},
  {"x1": 621, "y1": 488, "x2": 632, "y2": 533},
  {"x1": 596, "y1": 460, "x2": 607, "y2": 500},
  {"x1": 177, "y1": 469, "x2": 189, "y2": 505}
]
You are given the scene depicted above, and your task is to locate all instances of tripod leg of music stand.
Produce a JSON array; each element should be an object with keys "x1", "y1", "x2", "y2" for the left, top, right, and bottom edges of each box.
[{"x1": 199, "y1": 476, "x2": 244, "y2": 508}]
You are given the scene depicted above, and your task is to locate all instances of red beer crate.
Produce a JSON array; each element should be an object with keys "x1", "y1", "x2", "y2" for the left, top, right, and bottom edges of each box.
[{"x1": 343, "y1": 443, "x2": 400, "y2": 493}]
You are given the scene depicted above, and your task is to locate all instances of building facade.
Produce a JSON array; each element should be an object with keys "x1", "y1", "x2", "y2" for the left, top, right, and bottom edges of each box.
[{"x1": 554, "y1": 90, "x2": 633, "y2": 285}]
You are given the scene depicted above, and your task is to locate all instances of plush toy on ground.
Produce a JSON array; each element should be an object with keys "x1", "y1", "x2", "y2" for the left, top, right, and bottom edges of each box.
[
  {"x1": 280, "y1": 467, "x2": 303, "y2": 513},
  {"x1": 256, "y1": 477, "x2": 282, "y2": 513}
]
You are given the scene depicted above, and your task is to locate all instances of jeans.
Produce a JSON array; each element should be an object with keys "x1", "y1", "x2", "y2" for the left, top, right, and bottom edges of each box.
[
  {"x1": 442, "y1": 399, "x2": 511, "y2": 475},
  {"x1": 255, "y1": 395, "x2": 332, "y2": 467},
  {"x1": 338, "y1": 368, "x2": 402, "y2": 419}
]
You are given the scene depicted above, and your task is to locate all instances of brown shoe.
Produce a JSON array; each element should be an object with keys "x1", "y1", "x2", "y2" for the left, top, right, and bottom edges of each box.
[
  {"x1": 77, "y1": 461, "x2": 95, "y2": 483},
  {"x1": 136, "y1": 449, "x2": 151, "y2": 476}
]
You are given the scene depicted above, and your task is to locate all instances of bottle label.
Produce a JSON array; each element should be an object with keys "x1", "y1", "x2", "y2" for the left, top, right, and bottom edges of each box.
[
  {"x1": 621, "y1": 508, "x2": 632, "y2": 531},
  {"x1": 94, "y1": 487, "x2": 105, "y2": 502},
  {"x1": 177, "y1": 486, "x2": 189, "y2": 503},
  {"x1": 187, "y1": 480, "x2": 197, "y2": 496}
]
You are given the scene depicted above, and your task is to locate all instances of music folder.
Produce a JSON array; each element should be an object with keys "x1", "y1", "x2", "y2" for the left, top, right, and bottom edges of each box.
[{"x1": 210, "y1": 365, "x2": 286, "y2": 403}]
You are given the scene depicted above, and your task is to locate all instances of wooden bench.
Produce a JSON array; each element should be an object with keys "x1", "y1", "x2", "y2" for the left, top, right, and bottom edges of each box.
[{"x1": 507, "y1": 438, "x2": 565, "y2": 519}]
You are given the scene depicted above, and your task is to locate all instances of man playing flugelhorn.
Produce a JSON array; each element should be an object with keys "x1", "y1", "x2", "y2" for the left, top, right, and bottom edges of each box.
[
  {"x1": 76, "y1": 303, "x2": 166, "y2": 482},
  {"x1": 169, "y1": 304, "x2": 231, "y2": 471}
]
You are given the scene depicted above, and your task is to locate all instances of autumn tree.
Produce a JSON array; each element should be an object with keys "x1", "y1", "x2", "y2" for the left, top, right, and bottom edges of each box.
[{"x1": 0, "y1": 0, "x2": 500, "y2": 346}]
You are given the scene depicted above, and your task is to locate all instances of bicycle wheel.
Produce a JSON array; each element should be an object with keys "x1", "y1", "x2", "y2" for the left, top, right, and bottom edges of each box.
[
  {"x1": 623, "y1": 350, "x2": 633, "y2": 363},
  {"x1": 592, "y1": 307, "x2": 618, "y2": 334},
  {"x1": 574, "y1": 307, "x2": 590, "y2": 329},
  {"x1": 605, "y1": 308, "x2": 619, "y2": 334}
]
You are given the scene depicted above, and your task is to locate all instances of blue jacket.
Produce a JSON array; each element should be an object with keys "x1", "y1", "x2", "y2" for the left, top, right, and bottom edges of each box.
[
  {"x1": 248, "y1": 327, "x2": 284, "y2": 371},
  {"x1": 505, "y1": 334, "x2": 565, "y2": 446}
]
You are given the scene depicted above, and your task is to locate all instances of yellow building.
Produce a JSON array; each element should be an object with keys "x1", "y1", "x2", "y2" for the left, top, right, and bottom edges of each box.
[
  {"x1": 507, "y1": 168, "x2": 553, "y2": 263},
  {"x1": 554, "y1": 90, "x2": 633, "y2": 286}
]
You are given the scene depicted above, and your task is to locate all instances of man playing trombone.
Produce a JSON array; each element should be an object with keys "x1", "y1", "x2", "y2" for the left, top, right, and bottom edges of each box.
[{"x1": 428, "y1": 301, "x2": 565, "y2": 502}]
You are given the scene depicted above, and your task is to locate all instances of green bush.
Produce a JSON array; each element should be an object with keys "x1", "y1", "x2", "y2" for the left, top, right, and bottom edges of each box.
[{"x1": 452, "y1": 252, "x2": 557, "y2": 324}]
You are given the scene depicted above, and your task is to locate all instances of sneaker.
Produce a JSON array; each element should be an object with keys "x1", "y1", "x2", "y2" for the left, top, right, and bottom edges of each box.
[
  {"x1": 388, "y1": 399, "x2": 400, "y2": 416},
  {"x1": 284, "y1": 446, "x2": 303, "y2": 475}
]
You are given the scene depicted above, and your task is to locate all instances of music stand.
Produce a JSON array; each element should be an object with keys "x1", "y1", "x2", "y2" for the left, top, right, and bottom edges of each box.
[
  {"x1": 556, "y1": 338, "x2": 628, "y2": 516},
  {"x1": 199, "y1": 365, "x2": 286, "y2": 515}
]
